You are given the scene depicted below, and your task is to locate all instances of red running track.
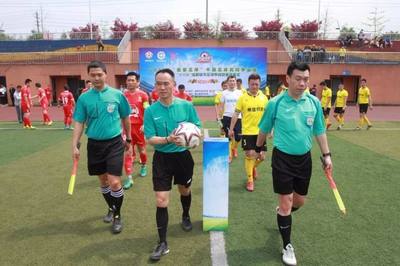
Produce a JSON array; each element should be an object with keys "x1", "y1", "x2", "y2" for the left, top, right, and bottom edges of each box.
[{"x1": 0, "y1": 105, "x2": 399, "y2": 123}]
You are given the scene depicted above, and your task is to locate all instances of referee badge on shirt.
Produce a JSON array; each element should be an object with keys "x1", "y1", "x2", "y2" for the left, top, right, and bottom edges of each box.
[
  {"x1": 107, "y1": 103, "x2": 116, "y2": 113},
  {"x1": 306, "y1": 116, "x2": 314, "y2": 126}
]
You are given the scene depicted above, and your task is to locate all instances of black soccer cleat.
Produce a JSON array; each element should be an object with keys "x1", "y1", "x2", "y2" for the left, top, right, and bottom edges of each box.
[
  {"x1": 150, "y1": 241, "x2": 169, "y2": 261},
  {"x1": 103, "y1": 208, "x2": 113, "y2": 223},
  {"x1": 111, "y1": 215, "x2": 123, "y2": 234},
  {"x1": 181, "y1": 216, "x2": 193, "y2": 232}
]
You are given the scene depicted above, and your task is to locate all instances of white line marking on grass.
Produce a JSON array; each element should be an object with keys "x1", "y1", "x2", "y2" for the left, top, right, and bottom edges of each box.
[
  {"x1": 0, "y1": 127, "x2": 67, "y2": 130},
  {"x1": 329, "y1": 128, "x2": 400, "y2": 131},
  {"x1": 210, "y1": 231, "x2": 228, "y2": 266},
  {"x1": 203, "y1": 128, "x2": 229, "y2": 266}
]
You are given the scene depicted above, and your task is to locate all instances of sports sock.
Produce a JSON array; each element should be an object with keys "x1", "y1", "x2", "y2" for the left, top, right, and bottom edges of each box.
[
  {"x1": 110, "y1": 188, "x2": 124, "y2": 217},
  {"x1": 254, "y1": 158, "x2": 262, "y2": 168},
  {"x1": 277, "y1": 213, "x2": 292, "y2": 248},
  {"x1": 124, "y1": 154, "x2": 133, "y2": 175},
  {"x1": 181, "y1": 193, "x2": 191, "y2": 218},
  {"x1": 229, "y1": 140, "x2": 233, "y2": 158},
  {"x1": 101, "y1": 186, "x2": 113, "y2": 209},
  {"x1": 156, "y1": 207, "x2": 168, "y2": 243},
  {"x1": 334, "y1": 115, "x2": 340, "y2": 123},
  {"x1": 340, "y1": 116, "x2": 345, "y2": 125},
  {"x1": 45, "y1": 113, "x2": 51, "y2": 123},
  {"x1": 364, "y1": 116, "x2": 371, "y2": 126},
  {"x1": 358, "y1": 117, "x2": 364, "y2": 127},
  {"x1": 245, "y1": 157, "x2": 256, "y2": 182},
  {"x1": 139, "y1": 151, "x2": 147, "y2": 164}
]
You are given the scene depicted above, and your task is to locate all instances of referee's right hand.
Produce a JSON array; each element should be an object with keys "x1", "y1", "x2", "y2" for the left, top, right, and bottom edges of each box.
[{"x1": 72, "y1": 146, "x2": 80, "y2": 160}]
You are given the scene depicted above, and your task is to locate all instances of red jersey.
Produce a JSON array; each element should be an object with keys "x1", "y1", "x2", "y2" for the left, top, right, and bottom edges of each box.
[
  {"x1": 124, "y1": 89, "x2": 149, "y2": 124},
  {"x1": 150, "y1": 90, "x2": 159, "y2": 102},
  {"x1": 59, "y1": 91, "x2": 75, "y2": 107},
  {"x1": 174, "y1": 91, "x2": 193, "y2": 101},
  {"x1": 37, "y1": 87, "x2": 48, "y2": 105},
  {"x1": 45, "y1": 87, "x2": 52, "y2": 102},
  {"x1": 81, "y1": 87, "x2": 90, "y2": 94},
  {"x1": 20, "y1": 86, "x2": 31, "y2": 106}
]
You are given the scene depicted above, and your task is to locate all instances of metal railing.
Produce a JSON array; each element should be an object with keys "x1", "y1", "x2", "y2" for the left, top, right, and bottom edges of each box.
[
  {"x1": 2, "y1": 30, "x2": 399, "y2": 41},
  {"x1": 0, "y1": 50, "x2": 398, "y2": 65}
]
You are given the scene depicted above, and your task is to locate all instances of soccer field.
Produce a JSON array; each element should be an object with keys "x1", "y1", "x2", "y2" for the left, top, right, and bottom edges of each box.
[{"x1": 1, "y1": 121, "x2": 399, "y2": 265}]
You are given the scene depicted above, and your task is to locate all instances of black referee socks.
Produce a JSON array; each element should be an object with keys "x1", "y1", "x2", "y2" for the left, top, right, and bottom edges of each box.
[
  {"x1": 101, "y1": 186, "x2": 113, "y2": 210},
  {"x1": 110, "y1": 188, "x2": 124, "y2": 217},
  {"x1": 157, "y1": 207, "x2": 168, "y2": 243},
  {"x1": 277, "y1": 214, "x2": 292, "y2": 248},
  {"x1": 181, "y1": 193, "x2": 192, "y2": 218}
]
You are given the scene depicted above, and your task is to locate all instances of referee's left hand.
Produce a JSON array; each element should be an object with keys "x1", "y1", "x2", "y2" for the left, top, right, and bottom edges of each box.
[{"x1": 124, "y1": 141, "x2": 132, "y2": 153}]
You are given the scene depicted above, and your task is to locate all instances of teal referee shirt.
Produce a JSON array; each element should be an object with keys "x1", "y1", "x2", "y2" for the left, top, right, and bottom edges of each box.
[
  {"x1": 144, "y1": 97, "x2": 201, "y2": 153},
  {"x1": 73, "y1": 86, "x2": 131, "y2": 140},
  {"x1": 258, "y1": 90, "x2": 325, "y2": 155}
]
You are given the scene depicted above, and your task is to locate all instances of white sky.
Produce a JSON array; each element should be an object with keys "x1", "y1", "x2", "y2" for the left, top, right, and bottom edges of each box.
[{"x1": 1, "y1": 0, "x2": 399, "y2": 35}]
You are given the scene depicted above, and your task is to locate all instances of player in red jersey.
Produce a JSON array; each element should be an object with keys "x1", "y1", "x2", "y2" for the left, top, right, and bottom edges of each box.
[
  {"x1": 58, "y1": 84, "x2": 75, "y2": 129},
  {"x1": 175, "y1": 84, "x2": 192, "y2": 101},
  {"x1": 20, "y1": 79, "x2": 35, "y2": 129},
  {"x1": 122, "y1": 72, "x2": 150, "y2": 189},
  {"x1": 81, "y1": 80, "x2": 92, "y2": 94},
  {"x1": 36, "y1": 82, "x2": 53, "y2": 125},
  {"x1": 44, "y1": 85, "x2": 52, "y2": 106}
]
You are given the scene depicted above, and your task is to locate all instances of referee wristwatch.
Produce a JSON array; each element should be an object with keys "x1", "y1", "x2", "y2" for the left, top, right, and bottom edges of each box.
[
  {"x1": 322, "y1": 152, "x2": 331, "y2": 157},
  {"x1": 126, "y1": 139, "x2": 132, "y2": 144}
]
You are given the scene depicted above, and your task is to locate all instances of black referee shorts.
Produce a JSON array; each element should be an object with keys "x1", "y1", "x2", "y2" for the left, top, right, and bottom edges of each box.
[
  {"x1": 87, "y1": 135, "x2": 124, "y2": 176},
  {"x1": 271, "y1": 148, "x2": 312, "y2": 196},
  {"x1": 222, "y1": 116, "x2": 242, "y2": 142},
  {"x1": 152, "y1": 150, "x2": 194, "y2": 191},
  {"x1": 359, "y1": 104, "x2": 369, "y2": 114}
]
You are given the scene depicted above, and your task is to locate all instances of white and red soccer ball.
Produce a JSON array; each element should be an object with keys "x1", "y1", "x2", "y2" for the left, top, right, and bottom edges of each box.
[{"x1": 173, "y1": 122, "x2": 202, "y2": 149}]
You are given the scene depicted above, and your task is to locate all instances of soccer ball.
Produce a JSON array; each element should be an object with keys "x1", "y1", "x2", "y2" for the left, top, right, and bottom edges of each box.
[{"x1": 173, "y1": 122, "x2": 202, "y2": 149}]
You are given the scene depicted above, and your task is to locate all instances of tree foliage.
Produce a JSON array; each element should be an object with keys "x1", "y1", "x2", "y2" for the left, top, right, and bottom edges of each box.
[
  {"x1": 183, "y1": 19, "x2": 213, "y2": 39},
  {"x1": 253, "y1": 19, "x2": 282, "y2": 39},
  {"x1": 219, "y1": 22, "x2": 248, "y2": 39},
  {"x1": 69, "y1": 23, "x2": 99, "y2": 39}
]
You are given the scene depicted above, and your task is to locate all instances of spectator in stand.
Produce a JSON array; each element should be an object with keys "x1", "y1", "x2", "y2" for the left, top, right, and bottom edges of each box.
[
  {"x1": 96, "y1": 35, "x2": 105, "y2": 51},
  {"x1": 303, "y1": 46, "x2": 311, "y2": 63},
  {"x1": 175, "y1": 84, "x2": 192, "y2": 102},
  {"x1": 339, "y1": 46, "x2": 347, "y2": 63},
  {"x1": 296, "y1": 49, "x2": 304, "y2": 63}
]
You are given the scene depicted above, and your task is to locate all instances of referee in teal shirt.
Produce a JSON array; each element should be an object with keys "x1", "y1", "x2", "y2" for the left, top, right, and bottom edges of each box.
[
  {"x1": 256, "y1": 62, "x2": 332, "y2": 266},
  {"x1": 144, "y1": 68, "x2": 201, "y2": 261},
  {"x1": 72, "y1": 60, "x2": 132, "y2": 234}
]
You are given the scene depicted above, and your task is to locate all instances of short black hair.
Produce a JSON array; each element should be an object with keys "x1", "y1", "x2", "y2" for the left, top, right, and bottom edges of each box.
[
  {"x1": 227, "y1": 75, "x2": 236, "y2": 80},
  {"x1": 35, "y1": 82, "x2": 41, "y2": 87},
  {"x1": 17, "y1": 85, "x2": 22, "y2": 89},
  {"x1": 155, "y1": 68, "x2": 175, "y2": 79},
  {"x1": 126, "y1": 71, "x2": 140, "y2": 80},
  {"x1": 87, "y1": 60, "x2": 107, "y2": 73},
  {"x1": 64, "y1": 84, "x2": 70, "y2": 90},
  {"x1": 361, "y1": 78, "x2": 367, "y2": 82},
  {"x1": 237, "y1": 78, "x2": 242, "y2": 83},
  {"x1": 85, "y1": 80, "x2": 91, "y2": 84},
  {"x1": 319, "y1": 81, "x2": 327, "y2": 86},
  {"x1": 25, "y1": 79, "x2": 32, "y2": 85},
  {"x1": 248, "y1": 73, "x2": 261, "y2": 82},
  {"x1": 178, "y1": 84, "x2": 185, "y2": 90},
  {"x1": 286, "y1": 62, "x2": 310, "y2": 76},
  {"x1": 221, "y1": 81, "x2": 226, "y2": 86}
]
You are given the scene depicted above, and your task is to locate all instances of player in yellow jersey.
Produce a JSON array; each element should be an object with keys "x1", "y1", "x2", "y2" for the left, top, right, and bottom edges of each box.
[
  {"x1": 215, "y1": 81, "x2": 228, "y2": 137},
  {"x1": 264, "y1": 85, "x2": 271, "y2": 99},
  {"x1": 276, "y1": 82, "x2": 288, "y2": 96},
  {"x1": 333, "y1": 83, "x2": 348, "y2": 130},
  {"x1": 228, "y1": 74, "x2": 268, "y2": 192},
  {"x1": 356, "y1": 78, "x2": 373, "y2": 130},
  {"x1": 319, "y1": 81, "x2": 332, "y2": 129}
]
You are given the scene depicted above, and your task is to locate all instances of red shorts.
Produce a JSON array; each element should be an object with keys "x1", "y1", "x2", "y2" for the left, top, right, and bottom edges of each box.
[
  {"x1": 130, "y1": 124, "x2": 145, "y2": 146},
  {"x1": 21, "y1": 104, "x2": 30, "y2": 113},
  {"x1": 41, "y1": 102, "x2": 49, "y2": 110},
  {"x1": 63, "y1": 106, "x2": 72, "y2": 116}
]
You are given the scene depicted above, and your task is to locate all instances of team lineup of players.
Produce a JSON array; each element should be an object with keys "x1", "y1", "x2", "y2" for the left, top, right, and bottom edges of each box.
[{"x1": 19, "y1": 61, "x2": 373, "y2": 264}]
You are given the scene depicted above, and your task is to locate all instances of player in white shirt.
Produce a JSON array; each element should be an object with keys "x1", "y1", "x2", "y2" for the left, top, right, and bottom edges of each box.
[{"x1": 219, "y1": 75, "x2": 243, "y2": 162}]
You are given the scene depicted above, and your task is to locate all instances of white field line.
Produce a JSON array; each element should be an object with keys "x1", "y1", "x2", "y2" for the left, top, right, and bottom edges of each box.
[{"x1": 203, "y1": 128, "x2": 229, "y2": 266}]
